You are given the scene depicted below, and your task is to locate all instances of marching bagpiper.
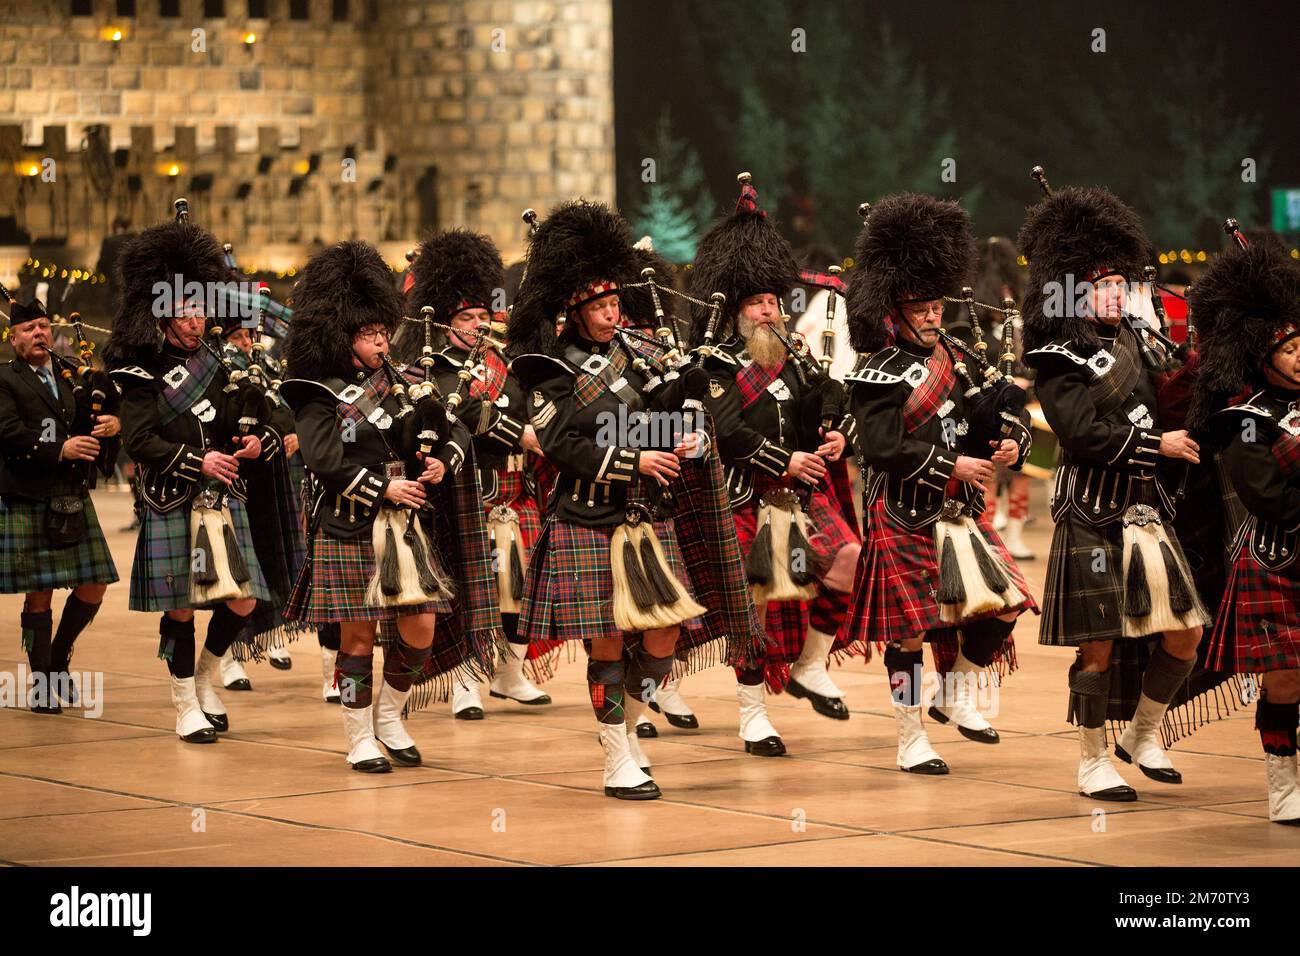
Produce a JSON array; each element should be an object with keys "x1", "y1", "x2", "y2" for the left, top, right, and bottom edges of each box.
[
  {"x1": 280, "y1": 239, "x2": 501, "y2": 774},
  {"x1": 509, "y1": 200, "x2": 759, "y2": 799},
  {"x1": 103, "y1": 218, "x2": 287, "y2": 744},
  {"x1": 1190, "y1": 235, "x2": 1300, "y2": 825},
  {"x1": 400, "y1": 227, "x2": 551, "y2": 718},
  {"x1": 844, "y1": 193, "x2": 1035, "y2": 773},
  {"x1": 1, "y1": 296, "x2": 119, "y2": 714},
  {"x1": 1020, "y1": 182, "x2": 1213, "y2": 800},
  {"x1": 688, "y1": 174, "x2": 862, "y2": 757}
]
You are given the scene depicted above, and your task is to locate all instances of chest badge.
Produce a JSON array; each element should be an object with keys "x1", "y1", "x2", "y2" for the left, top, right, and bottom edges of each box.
[
  {"x1": 767, "y1": 378, "x2": 792, "y2": 401},
  {"x1": 902, "y1": 362, "x2": 929, "y2": 387},
  {"x1": 494, "y1": 391, "x2": 510, "y2": 408},
  {"x1": 709, "y1": 379, "x2": 726, "y2": 399},
  {"x1": 1127, "y1": 403, "x2": 1154, "y2": 429},
  {"x1": 532, "y1": 390, "x2": 545, "y2": 408},
  {"x1": 337, "y1": 384, "x2": 364, "y2": 404},
  {"x1": 163, "y1": 365, "x2": 190, "y2": 389},
  {"x1": 191, "y1": 398, "x2": 216, "y2": 423},
  {"x1": 367, "y1": 407, "x2": 393, "y2": 431},
  {"x1": 1280, "y1": 408, "x2": 1300, "y2": 437},
  {"x1": 1087, "y1": 350, "x2": 1116, "y2": 377}
]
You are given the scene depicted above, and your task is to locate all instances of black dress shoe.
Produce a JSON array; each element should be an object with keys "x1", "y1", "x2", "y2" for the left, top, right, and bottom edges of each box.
[
  {"x1": 454, "y1": 706, "x2": 485, "y2": 720},
  {"x1": 202, "y1": 711, "x2": 229, "y2": 733},
  {"x1": 605, "y1": 780, "x2": 661, "y2": 800},
  {"x1": 381, "y1": 742, "x2": 422, "y2": 767},
  {"x1": 1115, "y1": 745, "x2": 1182, "y2": 784},
  {"x1": 49, "y1": 670, "x2": 79, "y2": 707},
  {"x1": 324, "y1": 691, "x2": 341, "y2": 704},
  {"x1": 268, "y1": 656, "x2": 292, "y2": 671},
  {"x1": 488, "y1": 689, "x2": 552, "y2": 705},
  {"x1": 648, "y1": 701, "x2": 701, "y2": 730},
  {"x1": 636, "y1": 720, "x2": 659, "y2": 739},
  {"x1": 786, "y1": 677, "x2": 850, "y2": 720},
  {"x1": 901, "y1": 758, "x2": 950, "y2": 775},
  {"x1": 29, "y1": 699, "x2": 63, "y2": 716},
  {"x1": 927, "y1": 705, "x2": 1000, "y2": 744},
  {"x1": 350, "y1": 756, "x2": 392, "y2": 773},
  {"x1": 1082, "y1": 784, "x2": 1138, "y2": 802},
  {"x1": 744, "y1": 736, "x2": 787, "y2": 757},
  {"x1": 180, "y1": 727, "x2": 217, "y2": 744},
  {"x1": 224, "y1": 678, "x2": 253, "y2": 691},
  {"x1": 1277, "y1": 817, "x2": 1300, "y2": 827}
]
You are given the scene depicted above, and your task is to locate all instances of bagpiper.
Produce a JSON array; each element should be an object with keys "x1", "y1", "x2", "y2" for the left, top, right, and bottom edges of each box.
[
  {"x1": 844, "y1": 193, "x2": 1035, "y2": 773},
  {"x1": 509, "y1": 200, "x2": 760, "y2": 799},
  {"x1": 688, "y1": 174, "x2": 862, "y2": 756},
  {"x1": 1189, "y1": 235, "x2": 1300, "y2": 825},
  {"x1": 280, "y1": 239, "x2": 501, "y2": 774},
  {"x1": 103, "y1": 218, "x2": 288, "y2": 744},
  {"x1": 400, "y1": 227, "x2": 551, "y2": 717},
  {"x1": 1020, "y1": 182, "x2": 1213, "y2": 800},
  {"x1": 1, "y1": 295, "x2": 119, "y2": 713}
]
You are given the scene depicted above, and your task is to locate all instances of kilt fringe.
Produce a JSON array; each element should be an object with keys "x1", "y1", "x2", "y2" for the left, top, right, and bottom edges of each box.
[
  {"x1": 1088, "y1": 673, "x2": 1248, "y2": 750},
  {"x1": 229, "y1": 618, "x2": 314, "y2": 663},
  {"x1": 403, "y1": 624, "x2": 502, "y2": 714}
]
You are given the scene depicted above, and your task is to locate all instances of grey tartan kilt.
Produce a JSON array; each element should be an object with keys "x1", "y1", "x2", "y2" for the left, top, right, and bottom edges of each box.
[
  {"x1": 128, "y1": 497, "x2": 270, "y2": 612},
  {"x1": 0, "y1": 494, "x2": 119, "y2": 594}
]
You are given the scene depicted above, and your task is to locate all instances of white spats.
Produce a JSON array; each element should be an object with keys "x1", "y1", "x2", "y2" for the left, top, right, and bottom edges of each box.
[
  {"x1": 931, "y1": 652, "x2": 992, "y2": 732},
  {"x1": 451, "y1": 679, "x2": 484, "y2": 716},
  {"x1": 1116, "y1": 693, "x2": 1179, "y2": 776},
  {"x1": 624, "y1": 696, "x2": 652, "y2": 771},
  {"x1": 372, "y1": 682, "x2": 415, "y2": 752},
  {"x1": 736, "y1": 682, "x2": 782, "y2": 744},
  {"x1": 192, "y1": 648, "x2": 228, "y2": 720},
  {"x1": 1265, "y1": 753, "x2": 1300, "y2": 825},
  {"x1": 341, "y1": 704, "x2": 388, "y2": 769},
  {"x1": 1077, "y1": 725, "x2": 1136, "y2": 800},
  {"x1": 789, "y1": 627, "x2": 845, "y2": 699},
  {"x1": 489, "y1": 640, "x2": 550, "y2": 704},
  {"x1": 655, "y1": 676, "x2": 695, "y2": 719},
  {"x1": 893, "y1": 701, "x2": 948, "y2": 773},
  {"x1": 219, "y1": 650, "x2": 250, "y2": 690},
  {"x1": 598, "y1": 720, "x2": 657, "y2": 797},
  {"x1": 169, "y1": 676, "x2": 216, "y2": 742},
  {"x1": 1003, "y1": 517, "x2": 1035, "y2": 560},
  {"x1": 320, "y1": 647, "x2": 340, "y2": 702}
]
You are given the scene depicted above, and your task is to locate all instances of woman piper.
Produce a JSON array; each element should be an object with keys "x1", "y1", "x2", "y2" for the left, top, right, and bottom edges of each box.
[
  {"x1": 280, "y1": 239, "x2": 498, "y2": 774},
  {"x1": 1189, "y1": 236, "x2": 1300, "y2": 825}
]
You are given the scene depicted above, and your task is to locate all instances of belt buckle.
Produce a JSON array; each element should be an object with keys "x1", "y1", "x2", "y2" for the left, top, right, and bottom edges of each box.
[{"x1": 384, "y1": 461, "x2": 405, "y2": 481}]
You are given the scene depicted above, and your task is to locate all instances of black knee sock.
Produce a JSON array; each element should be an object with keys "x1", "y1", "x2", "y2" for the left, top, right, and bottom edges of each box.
[
  {"x1": 1141, "y1": 643, "x2": 1197, "y2": 705},
  {"x1": 316, "y1": 623, "x2": 341, "y2": 651},
  {"x1": 884, "y1": 644, "x2": 925, "y2": 706},
  {"x1": 50, "y1": 595, "x2": 100, "y2": 672},
  {"x1": 1256, "y1": 695, "x2": 1299, "y2": 757},
  {"x1": 1067, "y1": 657, "x2": 1111, "y2": 729},
  {"x1": 336, "y1": 651, "x2": 375, "y2": 708},
  {"x1": 204, "y1": 604, "x2": 249, "y2": 658},
  {"x1": 961, "y1": 617, "x2": 1016, "y2": 667},
  {"x1": 21, "y1": 609, "x2": 53, "y2": 671},
  {"x1": 625, "y1": 646, "x2": 675, "y2": 705},
  {"x1": 383, "y1": 639, "x2": 431, "y2": 693},
  {"x1": 160, "y1": 615, "x2": 197, "y2": 678},
  {"x1": 734, "y1": 665, "x2": 765, "y2": 686},
  {"x1": 588, "y1": 658, "x2": 626, "y2": 724},
  {"x1": 502, "y1": 613, "x2": 527, "y2": 646}
]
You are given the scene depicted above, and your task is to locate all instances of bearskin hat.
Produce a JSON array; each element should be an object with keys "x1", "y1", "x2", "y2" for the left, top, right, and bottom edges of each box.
[
  {"x1": 844, "y1": 193, "x2": 975, "y2": 354},
  {"x1": 103, "y1": 221, "x2": 229, "y2": 369},
  {"x1": 1188, "y1": 242, "x2": 1300, "y2": 429},
  {"x1": 974, "y1": 235, "x2": 1026, "y2": 309},
  {"x1": 5, "y1": 297, "x2": 49, "y2": 330},
  {"x1": 409, "y1": 228, "x2": 504, "y2": 323},
  {"x1": 283, "y1": 240, "x2": 403, "y2": 381},
  {"x1": 686, "y1": 175, "x2": 799, "y2": 346},
  {"x1": 618, "y1": 238, "x2": 680, "y2": 329},
  {"x1": 1018, "y1": 186, "x2": 1152, "y2": 353},
  {"x1": 506, "y1": 200, "x2": 636, "y2": 358}
]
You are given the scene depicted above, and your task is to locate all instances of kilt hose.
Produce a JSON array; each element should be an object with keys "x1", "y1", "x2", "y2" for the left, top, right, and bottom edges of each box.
[
  {"x1": 129, "y1": 497, "x2": 270, "y2": 612},
  {"x1": 284, "y1": 528, "x2": 452, "y2": 624},
  {"x1": 518, "y1": 516, "x2": 708, "y2": 672},
  {"x1": 1042, "y1": 508, "x2": 1241, "y2": 747},
  {"x1": 0, "y1": 494, "x2": 119, "y2": 594},
  {"x1": 1209, "y1": 519, "x2": 1300, "y2": 673},
  {"x1": 486, "y1": 469, "x2": 561, "y2": 673},
  {"x1": 732, "y1": 483, "x2": 860, "y2": 692},
  {"x1": 849, "y1": 494, "x2": 1033, "y2": 678}
]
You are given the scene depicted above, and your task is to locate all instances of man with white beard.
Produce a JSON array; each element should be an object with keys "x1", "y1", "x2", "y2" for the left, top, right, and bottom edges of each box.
[{"x1": 687, "y1": 174, "x2": 862, "y2": 756}]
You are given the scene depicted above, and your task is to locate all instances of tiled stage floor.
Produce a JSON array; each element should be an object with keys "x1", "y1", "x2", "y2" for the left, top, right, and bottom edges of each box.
[{"x1": 1, "y1": 489, "x2": 1295, "y2": 867}]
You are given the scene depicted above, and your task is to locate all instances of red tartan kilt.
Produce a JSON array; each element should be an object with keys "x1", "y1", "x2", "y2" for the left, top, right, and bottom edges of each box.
[
  {"x1": 285, "y1": 528, "x2": 452, "y2": 624},
  {"x1": 1209, "y1": 528, "x2": 1300, "y2": 672},
  {"x1": 847, "y1": 495, "x2": 1036, "y2": 648},
  {"x1": 485, "y1": 470, "x2": 541, "y2": 551}
]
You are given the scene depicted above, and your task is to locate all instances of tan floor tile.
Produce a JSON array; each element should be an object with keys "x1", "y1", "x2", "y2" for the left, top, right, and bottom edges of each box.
[
  {"x1": 0, "y1": 774, "x2": 158, "y2": 819},
  {"x1": 0, "y1": 708, "x2": 171, "y2": 751}
]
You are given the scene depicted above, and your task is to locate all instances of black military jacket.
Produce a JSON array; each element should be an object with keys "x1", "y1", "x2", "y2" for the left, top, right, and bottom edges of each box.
[{"x1": 0, "y1": 358, "x2": 90, "y2": 500}]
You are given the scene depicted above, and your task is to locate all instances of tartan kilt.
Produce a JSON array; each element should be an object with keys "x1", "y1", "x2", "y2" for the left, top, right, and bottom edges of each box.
[
  {"x1": 733, "y1": 481, "x2": 861, "y2": 673},
  {"x1": 485, "y1": 469, "x2": 542, "y2": 549},
  {"x1": 0, "y1": 494, "x2": 118, "y2": 593},
  {"x1": 285, "y1": 528, "x2": 453, "y2": 624},
  {"x1": 848, "y1": 494, "x2": 1036, "y2": 650},
  {"x1": 1208, "y1": 519, "x2": 1300, "y2": 673},
  {"x1": 518, "y1": 516, "x2": 700, "y2": 645},
  {"x1": 129, "y1": 497, "x2": 270, "y2": 611}
]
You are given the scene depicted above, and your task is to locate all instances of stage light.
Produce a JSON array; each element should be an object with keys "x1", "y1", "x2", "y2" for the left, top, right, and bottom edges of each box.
[
  {"x1": 243, "y1": 31, "x2": 257, "y2": 46},
  {"x1": 101, "y1": 26, "x2": 126, "y2": 42},
  {"x1": 167, "y1": 164, "x2": 180, "y2": 177}
]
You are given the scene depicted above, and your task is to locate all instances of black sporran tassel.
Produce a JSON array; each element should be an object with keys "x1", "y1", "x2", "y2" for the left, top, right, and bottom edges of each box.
[
  {"x1": 1124, "y1": 541, "x2": 1151, "y2": 617},
  {"x1": 622, "y1": 534, "x2": 658, "y2": 611},
  {"x1": 509, "y1": 530, "x2": 525, "y2": 601},
  {"x1": 937, "y1": 530, "x2": 966, "y2": 605},
  {"x1": 380, "y1": 521, "x2": 402, "y2": 597},
  {"x1": 223, "y1": 519, "x2": 251, "y2": 583},
  {"x1": 787, "y1": 516, "x2": 817, "y2": 586},
  {"x1": 746, "y1": 517, "x2": 774, "y2": 584},
  {"x1": 193, "y1": 519, "x2": 219, "y2": 586},
  {"x1": 406, "y1": 514, "x2": 439, "y2": 595},
  {"x1": 639, "y1": 531, "x2": 680, "y2": 605},
  {"x1": 970, "y1": 530, "x2": 1009, "y2": 593},
  {"x1": 1159, "y1": 540, "x2": 1195, "y2": 614}
]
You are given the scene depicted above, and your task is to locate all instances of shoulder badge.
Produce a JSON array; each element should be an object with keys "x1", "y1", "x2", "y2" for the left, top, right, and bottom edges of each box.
[{"x1": 709, "y1": 379, "x2": 726, "y2": 399}]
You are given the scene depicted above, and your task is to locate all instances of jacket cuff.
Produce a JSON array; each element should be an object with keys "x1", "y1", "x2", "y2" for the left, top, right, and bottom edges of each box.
[
  {"x1": 258, "y1": 426, "x2": 282, "y2": 460},
  {"x1": 1110, "y1": 427, "x2": 1162, "y2": 469},
  {"x1": 595, "y1": 445, "x2": 639, "y2": 483},
  {"x1": 162, "y1": 444, "x2": 206, "y2": 483},
  {"x1": 907, "y1": 446, "x2": 957, "y2": 491},
  {"x1": 745, "y1": 439, "x2": 793, "y2": 479},
  {"x1": 834, "y1": 414, "x2": 858, "y2": 452},
  {"x1": 486, "y1": 412, "x2": 525, "y2": 451},
  {"x1": 341, "y1": 467, "x2": 387, "y2": 508},
  {"x1": 438, "y1": 440, "x2": 466, "y2": 474}
]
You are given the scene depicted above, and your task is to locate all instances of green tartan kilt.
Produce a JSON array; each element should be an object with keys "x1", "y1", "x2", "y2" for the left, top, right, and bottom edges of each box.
[
  {"x1": 0, "y1": 494, "x2": 119, "y2": 594},
  {"x1": 129, "y1": 496, "x2": 270, "y2": 612}
]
